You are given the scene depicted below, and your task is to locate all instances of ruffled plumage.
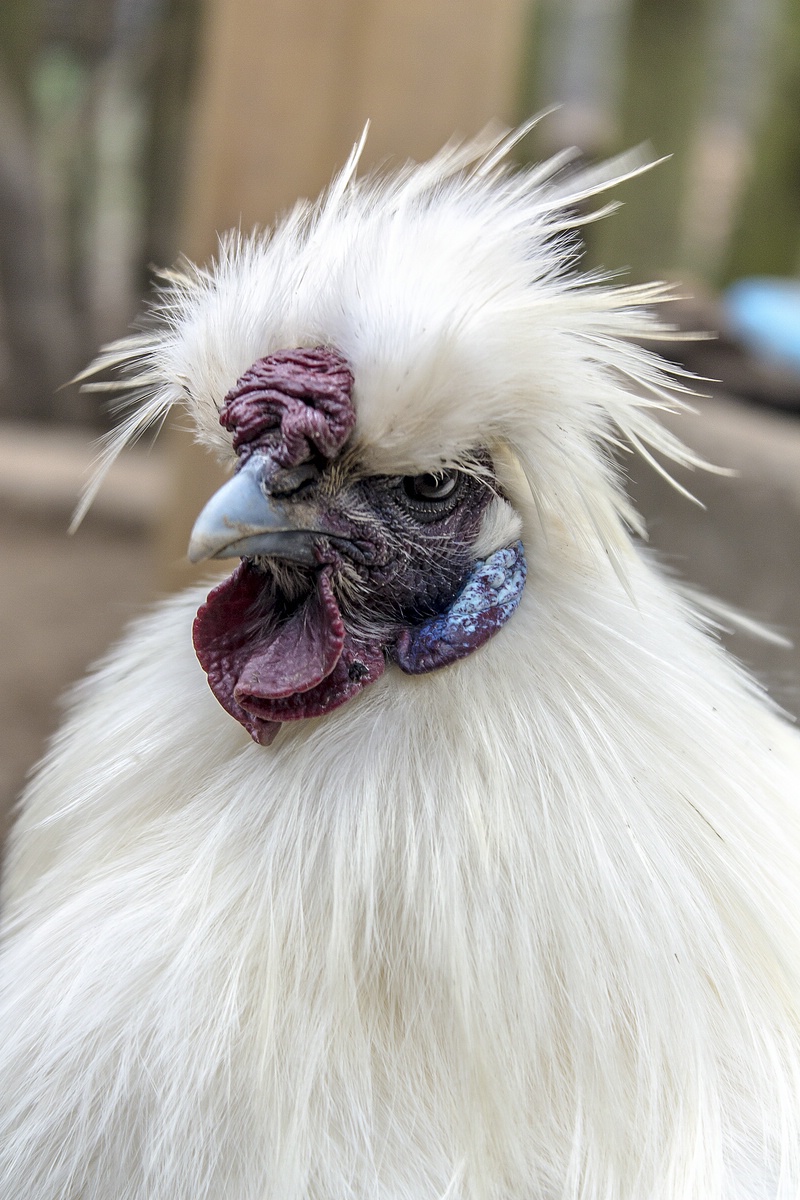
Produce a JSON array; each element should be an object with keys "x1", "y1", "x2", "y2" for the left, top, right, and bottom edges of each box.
[{"x1": 1, "y1": 125, "x2": 799, "y2": 1199}]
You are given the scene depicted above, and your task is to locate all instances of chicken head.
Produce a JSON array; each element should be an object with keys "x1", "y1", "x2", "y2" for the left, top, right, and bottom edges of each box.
[{"x1": 189, "y1": 346, "x2": 526, "y2": 744}]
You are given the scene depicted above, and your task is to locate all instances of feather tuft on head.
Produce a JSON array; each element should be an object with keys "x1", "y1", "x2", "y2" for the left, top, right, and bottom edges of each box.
[{"x1": 73, "y1": 122, "x2": 718, "y2": 585}]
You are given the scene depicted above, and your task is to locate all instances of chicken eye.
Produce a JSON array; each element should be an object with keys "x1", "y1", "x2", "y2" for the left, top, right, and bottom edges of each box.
[{"x1": 402, "y1": 471, "x2": 459, "y2": 502}]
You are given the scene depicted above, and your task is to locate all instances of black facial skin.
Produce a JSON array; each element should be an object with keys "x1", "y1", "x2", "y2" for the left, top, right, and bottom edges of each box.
[
  {"x1": 194, "y1": 452, "x2": 503, "y2": 745},
  {"x1": 343, "y1": 468, "x2": 493, "y2": 621},
  {"x1": 255, "y1": 457, "x2": 496, "y2": 634}
]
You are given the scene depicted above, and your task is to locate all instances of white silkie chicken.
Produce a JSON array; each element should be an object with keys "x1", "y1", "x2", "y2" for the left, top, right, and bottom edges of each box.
[{"x1": 1, "y1": 126, "x2": 800, "y2": 1200}]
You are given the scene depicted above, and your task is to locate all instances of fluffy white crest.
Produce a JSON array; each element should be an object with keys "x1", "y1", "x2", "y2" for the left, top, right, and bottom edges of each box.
[{"x1": 73, "y1": 123, "x2": 710, "y2": 579}]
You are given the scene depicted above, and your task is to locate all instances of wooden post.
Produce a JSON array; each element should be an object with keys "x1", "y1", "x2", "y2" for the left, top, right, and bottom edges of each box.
[{"x1": 157, "y1": 0, "x2": 530, "y2": 591}]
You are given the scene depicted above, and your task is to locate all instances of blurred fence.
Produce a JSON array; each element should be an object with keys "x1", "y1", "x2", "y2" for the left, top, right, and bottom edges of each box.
[{"x1": 1, "y1": 0, "x2": 800, "y2": 426}]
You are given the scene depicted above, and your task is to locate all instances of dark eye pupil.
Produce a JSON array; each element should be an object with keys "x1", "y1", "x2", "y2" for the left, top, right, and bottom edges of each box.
[{"x1": 403, "y1": 471, "x2": 458, "y2": 502}]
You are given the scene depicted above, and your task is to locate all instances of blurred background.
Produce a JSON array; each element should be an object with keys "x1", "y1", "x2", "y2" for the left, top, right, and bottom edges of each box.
[{"x1": 2, "y1": 0, "x2": 800, "y2": 832}]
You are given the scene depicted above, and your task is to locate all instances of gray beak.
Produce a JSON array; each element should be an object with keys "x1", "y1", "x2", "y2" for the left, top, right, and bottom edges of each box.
[{"x1": 188, "y1": 454, "x2": 322, "y2": 565}]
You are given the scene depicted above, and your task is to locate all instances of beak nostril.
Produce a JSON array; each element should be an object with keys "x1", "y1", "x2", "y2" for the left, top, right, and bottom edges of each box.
[{"x1": 263, "y1": 462, "x2": 321, "y2": 498}]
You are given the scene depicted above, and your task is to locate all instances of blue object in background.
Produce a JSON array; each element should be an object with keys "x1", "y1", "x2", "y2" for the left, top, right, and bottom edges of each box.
[{"x1": 724, "y1": 278, "x2": 800, "y2": 372}]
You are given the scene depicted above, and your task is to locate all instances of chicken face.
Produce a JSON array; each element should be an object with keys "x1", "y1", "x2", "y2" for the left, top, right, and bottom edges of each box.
[{"x1": 190, "y1": 347, "x2": 526, "y2": 745}]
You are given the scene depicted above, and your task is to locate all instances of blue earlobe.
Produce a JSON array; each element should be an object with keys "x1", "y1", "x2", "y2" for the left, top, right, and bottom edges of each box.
[{"x1": 393, "y1": 541, "x2": 527, "y2": 675}]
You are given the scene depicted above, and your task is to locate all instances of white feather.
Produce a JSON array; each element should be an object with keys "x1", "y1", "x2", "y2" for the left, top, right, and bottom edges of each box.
[{"x1": 1, "y1": 126, "x2": 799, "y2": 1199}]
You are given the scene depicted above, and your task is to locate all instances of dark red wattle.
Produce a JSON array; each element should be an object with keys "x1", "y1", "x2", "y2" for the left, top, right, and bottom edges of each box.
[
  {"x1": 237, "y1": 635, "x2": 385, "y2": 724},
  {"x1": 235, "y1": 568, "x2": 345, "y2": 701},
  {"x1": 193, "y1": 562, "x2": 384, "y2": 746},
  {"x1": 192, "y1": 562, "x2": 281, "y2": 745}
]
